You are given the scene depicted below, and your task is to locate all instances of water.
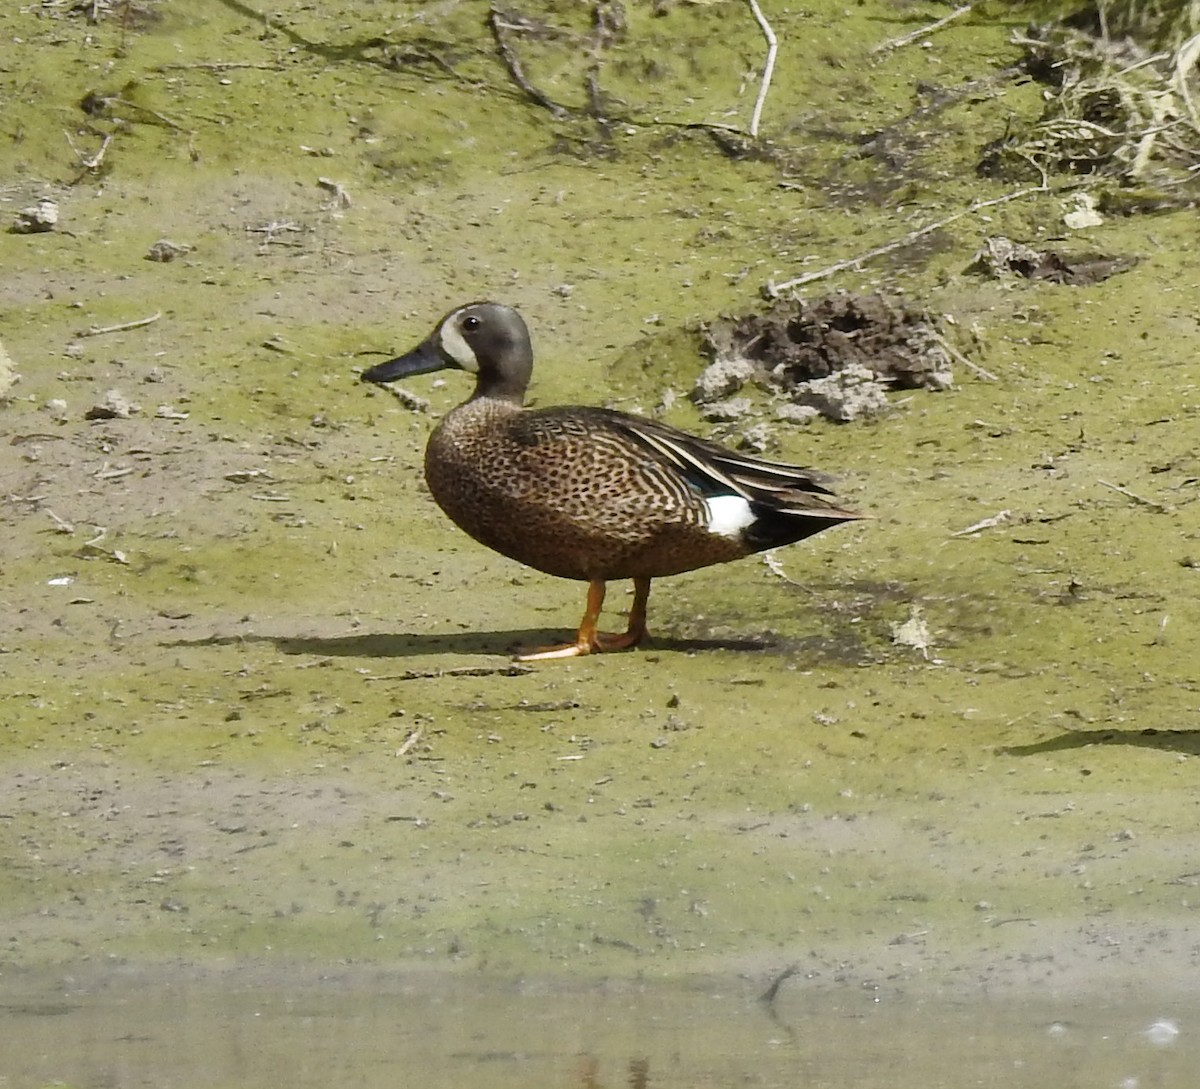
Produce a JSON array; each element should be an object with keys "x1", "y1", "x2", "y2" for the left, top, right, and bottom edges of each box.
[{"x1": 1, "y1": 966, "x2": 1194, "y2": 1088}]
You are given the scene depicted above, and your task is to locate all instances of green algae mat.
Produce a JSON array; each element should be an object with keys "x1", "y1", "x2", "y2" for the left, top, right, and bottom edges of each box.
[{"x1": 2, "y1": 0, "x2": 1199, "y2": 1000}]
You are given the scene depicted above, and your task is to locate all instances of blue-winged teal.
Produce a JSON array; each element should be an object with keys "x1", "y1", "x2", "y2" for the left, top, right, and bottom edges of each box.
[{"x1": 362, "y1": 302, "x2": 862, "y2": 660}]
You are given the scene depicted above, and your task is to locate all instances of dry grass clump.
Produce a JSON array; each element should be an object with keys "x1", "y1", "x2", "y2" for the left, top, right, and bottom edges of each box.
[
  {"x1": 1073, "y1": 0, "x2": 1200, "y2": 50},
  {"x1": 981, "y1": 0, "x2": 1200, "y2": 206}
]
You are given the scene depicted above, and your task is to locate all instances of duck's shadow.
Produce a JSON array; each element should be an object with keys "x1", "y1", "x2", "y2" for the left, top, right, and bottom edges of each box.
[{"x1": 169, "y1": 628, "x2": 775, "y2": 660}]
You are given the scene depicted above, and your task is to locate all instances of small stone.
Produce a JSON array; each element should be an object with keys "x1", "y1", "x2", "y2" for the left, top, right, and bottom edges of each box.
[
  {"x1": 792, "y1": 364, "x2": 890, "y2": 422},
  {"x1": 11, "y1": 199, "x2": 59, "y2": 234},
  {"x1": 775, "y1": 403, "x2": 820, "y2": 425},
  {"x1": 1064, "y1": 192, "x2": 1104, "y2": 230},
  {"x1": 84, "y1": 389, "x2": 140, "y2": 420},
  {"x1": 43, "y1": 398, "x2": 69, "y2": 421},
  {"x1": 891, "y1": 605, "x2": 932, "y2": 658},
  {"x1": 145, "y1": 239, "x2": 191, "y2": 262},
  {"x1": 0, "y1": 340, "x2": 20, "y2": 396},
  {"x1": 737, "y1": 422, "x2": 772, "y2": 452},
  {"x1": 316, "y1": 177, "x2": 352, "y2": 208},
  {"x1": 971, "y1": 236, "x2": 1044, "y2": 277},
  {"x1": 697, "y1": 396, "x2": 753, "y2": 422},
  {"x1": 692, "y1": 356, "x2": 757, "y2": 402}
]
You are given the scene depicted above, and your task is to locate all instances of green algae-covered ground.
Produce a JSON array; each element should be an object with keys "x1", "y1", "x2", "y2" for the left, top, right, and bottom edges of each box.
[{"x1": 2, "y1": 0, "x2": 1199, "y2": 1006}]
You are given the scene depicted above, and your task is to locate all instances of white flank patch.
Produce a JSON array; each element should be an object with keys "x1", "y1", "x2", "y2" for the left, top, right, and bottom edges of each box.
[
  {"x1": 704, "y1": 494, "x2": 756, "y2": 539},
  {"x1": 440, "y1": 313, "x2": 479, "y2": 371}
]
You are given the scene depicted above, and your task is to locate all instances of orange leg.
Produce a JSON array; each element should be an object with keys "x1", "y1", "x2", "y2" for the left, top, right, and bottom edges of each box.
[
  {"x1": 594, "y1": 576, "x2": 651, "y2": 652},
  {"x1": 517, "y1": 577, "x2": 652, "y2": 661}
]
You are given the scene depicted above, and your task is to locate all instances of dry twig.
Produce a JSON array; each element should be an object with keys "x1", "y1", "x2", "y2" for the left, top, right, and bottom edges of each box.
[
  {"x1": 64, "y1": 130, "x2": 113, "y2": 176},
  {"x1": 45, "y1": 509, "x2": 76, "y2": 534},
  {"x1": 761, "y1": 551, "x2": 807, "y2": 588},
  {"x1": 760, "y1": 963, "x2": 802, "y2": 1006},
  {"x1": 1098, "y1": 479, "x2": 1171, "y2": 513},
  {"x1": 488, "y1": 4, "x2": 569, "y2": 118},
  {"x1": 765, "y1": 185, "x2": 1052, "y2": 296},
  {"x1": 158, "y1": 61, "x2": 283, "y2": 72},
  {"x1": 77, "y1": 312, "x2": 162, "y2": 337},
  {"x1": 951, "y1": 510, "x2": 1011, "y2": 537},
  {"x1": 746, "y1": 0, "x2": 777, "y2": 138},
  {"x1": 871, "y1": 3, "x2": 974, "y2": 55},
  {"x1": 376, "y1": 384, "x2": 430, "y2": 413},
  {"x1": 395, "y1": 726, "x2": 424, "y2": 757},
  {"x1": 933, "y1": 334, "x2": 998, "y2": 382}
]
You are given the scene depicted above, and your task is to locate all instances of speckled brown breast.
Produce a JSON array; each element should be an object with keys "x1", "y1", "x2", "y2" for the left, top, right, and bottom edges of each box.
[{"x1": 423, "y1": 399, "x2": 750, "y2": 581}]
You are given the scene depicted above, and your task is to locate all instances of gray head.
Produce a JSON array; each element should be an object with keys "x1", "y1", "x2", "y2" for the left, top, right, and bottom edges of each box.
[{"x1": 361, "y1": 301, "x2": 534, "y2": 404}]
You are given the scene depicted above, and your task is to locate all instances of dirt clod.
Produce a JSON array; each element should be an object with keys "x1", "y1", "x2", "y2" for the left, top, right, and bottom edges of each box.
[
  {"x1": 970, "y1": 235, "x2": 1138, "y2": 285},
  {"x1": 697, "y1": 293, "x2": 951, "y2": 423}
]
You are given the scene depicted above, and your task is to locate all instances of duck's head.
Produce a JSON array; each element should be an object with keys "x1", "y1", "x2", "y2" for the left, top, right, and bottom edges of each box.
[{"x1": 361, "y1": 301, "x2": 533, "y2": 404}]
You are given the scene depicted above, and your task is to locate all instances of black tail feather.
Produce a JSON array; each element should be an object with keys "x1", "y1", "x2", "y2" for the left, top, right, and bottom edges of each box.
[{"x1": 743, "y1": 502, "x2": 859, "y2": 552}]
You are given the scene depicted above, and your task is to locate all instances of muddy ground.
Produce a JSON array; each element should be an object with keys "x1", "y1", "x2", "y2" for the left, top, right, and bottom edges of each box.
[{"x1": 2, "y1": 0, "x2": 1200, "y2": 1006}]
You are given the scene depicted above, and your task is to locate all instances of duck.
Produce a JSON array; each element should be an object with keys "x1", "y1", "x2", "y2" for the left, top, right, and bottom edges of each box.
[{"x1": 361, "y1": 301, "x2": 862, "y2": 660}]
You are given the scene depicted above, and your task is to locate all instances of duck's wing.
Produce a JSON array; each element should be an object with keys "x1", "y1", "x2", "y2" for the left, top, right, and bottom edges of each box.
[
  {"x1": 611, "y1": 414, "x2": 862, "y2": 521},
  {"x1": 513, "y1": 406, "x2": 860, "y2": 520}
]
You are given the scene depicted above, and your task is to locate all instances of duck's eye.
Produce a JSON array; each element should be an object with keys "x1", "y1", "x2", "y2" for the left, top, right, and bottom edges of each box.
[{"x1": 463, "y1": 315, "x2": 481, "y2": 331}]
